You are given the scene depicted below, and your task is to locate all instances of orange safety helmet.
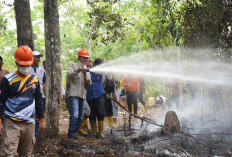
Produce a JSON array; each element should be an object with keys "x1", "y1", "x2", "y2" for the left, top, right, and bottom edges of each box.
[
  {"x1": 14, "y1": 46, "x2": 34, "y2": 66},
  {"x1": 78, "y1": 49, "x2": 90, "y2": 57}
]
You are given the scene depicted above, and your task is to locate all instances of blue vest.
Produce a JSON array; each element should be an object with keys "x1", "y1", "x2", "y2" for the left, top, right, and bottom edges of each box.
[{"x1": 86, "y1": 72, "x2": 104, "y2": 100}]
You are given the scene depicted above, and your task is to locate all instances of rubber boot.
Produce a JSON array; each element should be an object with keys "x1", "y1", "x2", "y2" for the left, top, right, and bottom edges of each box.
[
  {"x1": 98, "y1": 121, "x2": 104, "y2": 138},
  {"x1": 143, "y1": 104, "x2": 149, "y2": 114},
  {"x1": 132, "y1": 104, "x2": 134, "y2": 114},
  {"x1": 90, "y1": 120, "x2": 97, "y2": 136},
  {"x1": 104, "y1": 118, "x2": 109, "y2": 129},
  {"x1": 82, "y1": 118, "x2": 89, "y2": 132},
  {"x1": 107, "y1": 116, "x2": 115, "y2": 135},
  {"x1": 107, "y1": 116, "x2": 115, "y2": 128},
  {"x1": 77, "y1": 120, "x2": 88, "y2": 136}
]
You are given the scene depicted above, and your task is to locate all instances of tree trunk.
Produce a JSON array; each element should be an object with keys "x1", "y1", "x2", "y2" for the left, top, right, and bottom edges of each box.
[
  {"x1": 14, "y1": 0, "x2": 34, "y2": 50},
  {"x1": 44, "y1": 0, "x2": 61, "y2": 137}
]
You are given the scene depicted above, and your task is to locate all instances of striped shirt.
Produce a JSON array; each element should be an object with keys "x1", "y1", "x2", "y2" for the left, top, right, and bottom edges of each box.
[{"x1": 0, "y1": 72, "x2": 44, "y2": 123}]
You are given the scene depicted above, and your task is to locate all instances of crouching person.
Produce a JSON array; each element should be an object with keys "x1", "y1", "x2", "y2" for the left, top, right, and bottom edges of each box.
[{"x1": 0, "y1": 46, "x2": 45, "y2": 156}]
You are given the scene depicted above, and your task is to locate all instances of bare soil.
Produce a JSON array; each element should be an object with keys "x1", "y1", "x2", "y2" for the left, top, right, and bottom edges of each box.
[
  {"x1": 34, "y1": 103, "x2": 159, "y2": 157},
  {"x1": 33, "y1": 103, "x2": 232, "y2": 156}
]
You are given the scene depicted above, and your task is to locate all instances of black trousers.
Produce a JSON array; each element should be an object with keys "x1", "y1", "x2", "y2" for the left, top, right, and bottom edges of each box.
[
  {"x1": 87, "y1": 95, "x2": 105, "y2": 121},
  {"x1": 104, "y1": 94, "x2": 113, "y2": 117},
  {"x1": 138, "y1": 90, "x2": 145, "y2": 105},
  {"x1": 126, "y1": 91, "x2": 138, "y2": 114}
]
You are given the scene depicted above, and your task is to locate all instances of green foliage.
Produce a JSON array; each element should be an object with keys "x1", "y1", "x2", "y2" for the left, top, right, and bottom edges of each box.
[
  {"x1": 0, "y1": 14, "x2": 7, "y2": 34},
  {"x1": 0, "y1": 0, "x2": 231, "y2": 112},
  {"x1": 138, "y1": 1, "x2": 175, "y2": 48},
  {"x1": 87, "y1": 1, "x2": 126, "y2": 44},
  {"x1": 144, "y1": 80, "x2": 168, "y2": 100},
  {"x1": 31, "y1": 2, "x2": 45, "y2": 55},
  {"x1": 167, "y1": 0, "x2": 232, "y2": 59},
  {"x1": 0, "y1": 2, "x2": 17, "y2": 72},
  {"x1": 1, "y1": 0, "x2": 231, "y2": 75}
]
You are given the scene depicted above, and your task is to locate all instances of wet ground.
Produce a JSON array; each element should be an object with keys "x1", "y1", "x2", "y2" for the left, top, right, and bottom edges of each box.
[
  {"x1": 34, "y1": 134, "x2": 155, "y2": 157},
  {"x1": 33, "y1": 103, "x2": 164, "y2": 157},
  {"x1": 33, "y1": 103, "x2": 232, "y2": 156}
]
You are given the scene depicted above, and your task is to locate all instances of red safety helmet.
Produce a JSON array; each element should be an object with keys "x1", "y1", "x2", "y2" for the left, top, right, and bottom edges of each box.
[
  {"x1": 14, "y1": 46, "x2": 34, "y2": 66},
  {"x1": 78, "y1": 49, "x2": 90, "y2": 57}
]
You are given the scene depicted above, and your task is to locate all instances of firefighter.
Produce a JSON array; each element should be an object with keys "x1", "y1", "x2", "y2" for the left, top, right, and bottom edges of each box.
[
  {"x1": 66, "y1": 49, "x2": 91, "y2": 139},
  {"x1": 0, "y1": 46, "x2": 45, "y2": 156},
  {"x1": 104, "y1": 73, "x2": 116, "y2": 131},
  {"x1": 122, "y1": 74, "x2": 140, "y2": 115},
  {"x1": 86, "y1": 58, "x2": 105, "y2": 138},
  {"x1": 77, "y1": 57, "x2": 92, "y2": 136}
]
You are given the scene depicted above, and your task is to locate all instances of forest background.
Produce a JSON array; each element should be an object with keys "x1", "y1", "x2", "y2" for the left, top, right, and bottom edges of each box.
[{"x1": 0, "y1": 0, "x2": 231, "y2": 99}]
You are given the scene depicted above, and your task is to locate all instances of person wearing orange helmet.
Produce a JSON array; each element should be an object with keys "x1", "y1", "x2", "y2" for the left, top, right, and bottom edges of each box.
[
  {"x1": 66, "y1": 49, "x2": 91, "y2": 139},
  {"x1": 77, "y1": 57, "x2": 92, "y2": 136},
  {"x1": 0, "y1": 46, "x2": 45, "y2": 156}
]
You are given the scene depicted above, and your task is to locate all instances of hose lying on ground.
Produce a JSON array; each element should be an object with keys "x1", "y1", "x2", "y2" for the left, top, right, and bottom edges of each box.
[{"x1": 110, "y1": 98, "x2": 163, "y2": 127}]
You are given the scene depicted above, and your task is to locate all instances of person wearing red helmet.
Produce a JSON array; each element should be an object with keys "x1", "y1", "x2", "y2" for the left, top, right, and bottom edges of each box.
[
  {"x1": 66, "y1": 49, "x2": 91, "y2": 139},
  {"x1": 0, "y1": 46, "x2": 45, "y2": 156}
]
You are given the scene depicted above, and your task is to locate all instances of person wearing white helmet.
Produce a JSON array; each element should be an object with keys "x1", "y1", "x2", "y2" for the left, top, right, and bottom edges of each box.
[{"x1": 30, "y1": 50, "x2": 46, "y2": 137}]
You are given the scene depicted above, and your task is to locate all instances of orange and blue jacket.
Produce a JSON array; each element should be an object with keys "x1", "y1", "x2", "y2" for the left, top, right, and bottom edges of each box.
[
  {"x1": 0, "y1": 72, "x2": 45, "y2": 123},
  {"x1": 122, "y1": 75, "x2": 140, "y2": 92}
]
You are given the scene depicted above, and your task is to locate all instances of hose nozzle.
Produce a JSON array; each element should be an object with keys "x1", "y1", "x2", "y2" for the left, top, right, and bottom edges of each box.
[{"x1": 85, "y1": 68, "x2": 90, "y2": 72}]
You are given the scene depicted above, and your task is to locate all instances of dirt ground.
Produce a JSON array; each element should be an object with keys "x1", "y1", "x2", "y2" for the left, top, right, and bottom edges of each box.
[
  {"x1": 33, "y1": 103, "x2": 165, "y2": 157},
  {"x1": 33, "y1": 102, "x2": 232, "y2": 156}
]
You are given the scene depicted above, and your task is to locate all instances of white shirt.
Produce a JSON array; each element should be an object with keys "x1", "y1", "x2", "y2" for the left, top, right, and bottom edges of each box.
[{"x1": 30, "y1": 66, "x2": 46, "y2": 98}]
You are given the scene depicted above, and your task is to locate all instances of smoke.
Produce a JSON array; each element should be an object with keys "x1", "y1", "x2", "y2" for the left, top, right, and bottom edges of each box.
[
  {"x1": 90, "y1": 48, "x2": 232, "y2": 87},
  {"x1": 90, "y1": 48, "x2": 232, "y2": 135}
]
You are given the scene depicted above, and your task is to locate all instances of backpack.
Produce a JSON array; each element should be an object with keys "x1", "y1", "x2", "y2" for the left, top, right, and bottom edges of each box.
[{"x1": 105, "y1": 76, "x2": 115, "y2": 94}]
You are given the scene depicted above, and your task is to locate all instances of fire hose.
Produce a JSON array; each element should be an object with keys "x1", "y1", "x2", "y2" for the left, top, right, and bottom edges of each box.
[{"x1": 109, "y1": 97, "x2": 163, "y2": 128}]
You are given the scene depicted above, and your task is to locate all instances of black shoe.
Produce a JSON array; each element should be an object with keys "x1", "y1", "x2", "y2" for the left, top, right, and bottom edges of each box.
[{"x1": 68, "y1": 135, "x2": 77, "y2": 140}]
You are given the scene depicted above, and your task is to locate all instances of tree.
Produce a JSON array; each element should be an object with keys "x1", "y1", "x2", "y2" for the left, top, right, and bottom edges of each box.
[
  {"x1": 167, "y1": 0, "x2": 232, "y2": 60},
  {"x1": 14, "y1": 0, "x2": 34, "y2": 50},
  {"x1": 87, "y1": 1, "x2": 126, "y2": 46},
  {"x1": 44, "y1": 0, "x2": 62, "y2": 137}
]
